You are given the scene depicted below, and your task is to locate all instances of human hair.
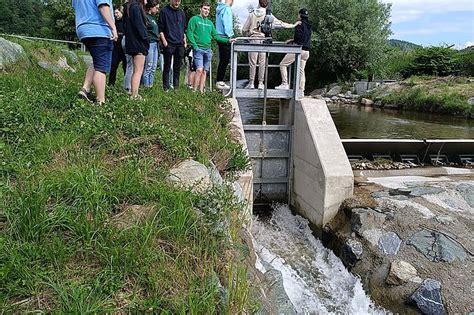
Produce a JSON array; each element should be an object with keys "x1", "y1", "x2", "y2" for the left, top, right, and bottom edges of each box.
[
  {"x1": 258, "y1": 0, "x2": 268, "y2": 8},
  {"x1": 145, "y1": 0, "x2": 158, "y2": 10},
  {"x1": 200, "y1": 2, "x2": 210, "y2": 7},
  {"x1": 127, "y1": 0, "x2": 147, "y2": 22}
]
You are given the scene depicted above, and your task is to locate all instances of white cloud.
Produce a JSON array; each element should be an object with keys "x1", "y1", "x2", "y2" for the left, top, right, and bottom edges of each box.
[
  {"x1": 454, "y1": 41, "x2": 474, "y2": 49},
  {"x1": 381, "y1": 0, "x2": 474, "y2": 24}
]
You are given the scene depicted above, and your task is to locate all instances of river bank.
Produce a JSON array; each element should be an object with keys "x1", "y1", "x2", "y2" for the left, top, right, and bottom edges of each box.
[
  {"x1": 311, "y1": 76, "x2": 474, "y2": 118},
  {"x1": 323, "y1": 167, "x2": 474, "y2": 314}
]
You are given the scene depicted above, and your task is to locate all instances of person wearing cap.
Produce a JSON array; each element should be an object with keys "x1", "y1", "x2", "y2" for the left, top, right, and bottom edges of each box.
[
  {"x1": 275, "y1": 8, "x2": 312, "y2": 96},
  {"x1": 242, "y1": 0, "x2": 300, "y2": 90}
]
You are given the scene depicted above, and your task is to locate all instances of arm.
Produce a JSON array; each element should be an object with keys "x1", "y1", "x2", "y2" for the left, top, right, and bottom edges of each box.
[
  {"x1": 223, "y1": 7, "x2": 234, "y2": 38},
  {"x1": 158, "y1": 10, "x2": 168, "y2": 47},
  {"x1": 242, "y1": 14, "x2": 251, "y2": 34},
  {"x1": 272, "y1": 16, "x2": 299, "y2": 29},
  {"x1": 186, "y1": 17, "x2": 198, "y2": 49},
  {"x1": 98, "y1": 3, "x2": 118, "y2": 40}
]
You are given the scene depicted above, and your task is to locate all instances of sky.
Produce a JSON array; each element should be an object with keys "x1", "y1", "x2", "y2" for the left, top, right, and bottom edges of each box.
[{"x1": 231, "y1": 0, "x2": 474, "y2": 48}]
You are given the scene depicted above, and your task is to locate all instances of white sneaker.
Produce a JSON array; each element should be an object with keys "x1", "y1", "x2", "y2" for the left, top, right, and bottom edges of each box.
[
  {"x1": 245, "y1": 82, "x2": 254, "y2": 89},
  {"x1": 216, "y1": 81, "x2": 230, "y2": 90},
  {"x1": 275, "y1": 83, "x2": 289, "y2": 90},
  {"x1": 258, "y1": 82, "x2": 265, "y2": 90}
]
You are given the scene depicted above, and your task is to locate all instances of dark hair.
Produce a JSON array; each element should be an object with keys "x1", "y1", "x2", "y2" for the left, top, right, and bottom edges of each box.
[
  {"x1": 145, "y1": 0, "x2": 158, "y2": 10},
  {"x1": 259, "y1": 0, "x2": 268, "y2": 8},
  {"x1": 127, "y1": 0, "x2": 147, "y2": 23},
  {"x1": 200, "y1": 2, "x2": 210, "y2": 7}
]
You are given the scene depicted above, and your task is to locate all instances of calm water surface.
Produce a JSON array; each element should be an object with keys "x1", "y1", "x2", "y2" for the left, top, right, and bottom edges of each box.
[{"x1": 238, "y1": 98, "x2": 474, "y2": 139}]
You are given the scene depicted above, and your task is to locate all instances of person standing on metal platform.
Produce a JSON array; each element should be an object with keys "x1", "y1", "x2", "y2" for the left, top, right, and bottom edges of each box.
[
  {"x1": 186, "y1": 2, "x2": 234, "y2": 93},
  {"x1": 215, "y1": 0, "x2": 234, "y2": 90},
  {"x1": 275, "y1": 8, "x2": 312, "y2": 96},
  {"x1": 242, "y1": 0, "x2": 299, "y2": 90}
]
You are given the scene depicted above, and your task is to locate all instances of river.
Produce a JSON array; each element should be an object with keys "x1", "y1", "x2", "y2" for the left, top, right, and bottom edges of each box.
[{"x1": 238, "y1": 98, "x2": 474, "y2": 139}]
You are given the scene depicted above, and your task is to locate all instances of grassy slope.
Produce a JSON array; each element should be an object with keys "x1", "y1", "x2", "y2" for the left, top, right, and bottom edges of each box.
[
  {"x1": 375, "y1": 76, "x2": 474, "y2": 118},
  {"x1": 0, "y1": 41, "x2": 252, "y2": 313}
]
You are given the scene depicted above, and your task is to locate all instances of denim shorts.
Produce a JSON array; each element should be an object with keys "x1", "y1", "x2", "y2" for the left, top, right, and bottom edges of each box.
[
  {"x1": 193, "y1": 47, "x2": 212, "y2": 72},
  {"x1": 82, "y1": 37, "x2": 113, "y2": 73}
]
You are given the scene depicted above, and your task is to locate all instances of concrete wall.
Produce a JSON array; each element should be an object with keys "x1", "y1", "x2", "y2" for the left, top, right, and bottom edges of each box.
[
  {"x1": 290, "y1": 98, "x2": 353, "y2": 227},
  {"x1": 229, "y1": 98, "x2": 254, "y2": 222}
]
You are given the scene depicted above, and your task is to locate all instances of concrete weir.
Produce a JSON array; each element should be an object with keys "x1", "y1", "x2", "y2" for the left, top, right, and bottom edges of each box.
[{"x1": 235, "y1": 97, "x2": 354, "y2": 228}]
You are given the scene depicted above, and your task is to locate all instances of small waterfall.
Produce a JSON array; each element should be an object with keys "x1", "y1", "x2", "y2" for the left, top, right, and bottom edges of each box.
[{"x1": 252, "y1": 204, "x2": 385, "y2": 314}]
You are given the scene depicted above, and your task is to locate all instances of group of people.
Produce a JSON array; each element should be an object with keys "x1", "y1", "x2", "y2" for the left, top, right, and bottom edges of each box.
[{"x1": 72, "y1": 0, "x2": 312, "y2": 104}]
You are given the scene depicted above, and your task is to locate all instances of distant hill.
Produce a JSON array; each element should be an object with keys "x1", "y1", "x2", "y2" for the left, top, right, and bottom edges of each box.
[{"x1": 388, "y1": 39, "x2": 422, "y2": 51}]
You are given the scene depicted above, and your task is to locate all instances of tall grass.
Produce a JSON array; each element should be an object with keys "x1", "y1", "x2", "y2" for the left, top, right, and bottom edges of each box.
[{"x1": 1, "y1": 39, "x2": 252, "y2": 313}]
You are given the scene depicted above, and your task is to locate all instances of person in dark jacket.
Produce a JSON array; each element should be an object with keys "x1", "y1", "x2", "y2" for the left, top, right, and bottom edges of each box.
[
  {"x1": 158, "y1": 0, "x2": 187, "y2": 90},
  {"x1": 275, "y1": 8, "x2": 312, "y2": 96},
  {"x1": 108, "y1": 6, "x2": 127, "y2": 86},
  {"x1": 124, "y1": 0, "x2": 149, "y2": 99}
]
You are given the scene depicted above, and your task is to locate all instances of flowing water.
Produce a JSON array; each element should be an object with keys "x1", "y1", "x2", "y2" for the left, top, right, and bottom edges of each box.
[
  {"x1": 252, "y1": 205, "x2": 385, "y2": 314},
  {"x1": 238, "y1": 98, "x2": 474, "y2": 139}
]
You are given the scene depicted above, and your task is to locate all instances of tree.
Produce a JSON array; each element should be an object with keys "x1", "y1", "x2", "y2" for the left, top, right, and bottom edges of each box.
[
  {"x1": 0, "y1": 0, "x2": 46, "y2": 36},
  {"x1": 43, "y1": 0, "x2": 76, "y2": 41},
  {"x1": 272, "y1": 0, "x2": 392, "y2": 87}
]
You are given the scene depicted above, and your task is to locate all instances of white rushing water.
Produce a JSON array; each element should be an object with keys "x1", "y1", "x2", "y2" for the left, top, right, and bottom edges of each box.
[{"x1": 252, "y1": 204, "x2": 385, "y2": 315}]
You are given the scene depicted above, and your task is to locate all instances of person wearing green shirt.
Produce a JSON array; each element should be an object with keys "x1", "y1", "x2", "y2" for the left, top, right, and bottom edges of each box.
[{"x1": 186, "y1": 2, "x2": 235, "y2": 92}]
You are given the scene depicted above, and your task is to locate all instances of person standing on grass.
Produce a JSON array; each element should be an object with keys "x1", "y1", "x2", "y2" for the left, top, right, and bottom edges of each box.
[
  {"x1": 275, "y1": 8, "x2": 312, "y2": 96},
  {"x1": 215, "y1": 0, "x2": 234, "y2": 90},
  {"x1": 186, "y1": 2, "x2": 234, "y2": 93},
  {"x1": 108, "y1": 6, "x2": 127, "y2": 87},
  {"x1": 159, "y1": 0, "x2": 187, "y2": 91},
  {"x1": 242, "y1": 0, "x2": 299, "y2": 90},
  {"x1": 124, "y1": 0, "x2": 150, "y2": 99},
  {"x1": 73, "y1": 0, "x2": 117, "y2": 104},
  {"x1": 141, "y1": 0, "x2": 160, "y2": 88}
]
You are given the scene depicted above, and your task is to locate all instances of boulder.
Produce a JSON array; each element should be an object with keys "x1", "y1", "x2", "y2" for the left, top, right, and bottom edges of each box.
[
  {"x1": 166, "y1": 159, "x2": 212, "y2": 192},
  {"x1": 81, "y1": 55, "x2": 93, "y2": 66},
  {"x1": 62, "y1": 49, "x2": 79, "y2": 64},
  {"x1": 351, "y1": 208, "x2": 386, "y2": 236},
  {"x1": 262, "y1": 267, "x2": 297, "y2": 314},
  {"x1": 326, "y1": 85, "x2": 342, "y2": 96},
  {"x1": 456, "y1": 183, "x2": 474, "y2": 207},
  {"x1": 38, "y1": 56, "x2": 76, "y2": 73},
  {"x1": 378, "y1": 232, "x2": 401, "y2": 255},
  {"x1": 337, "y1": 93, "x2": 345, "y2": 98},
  {"x1": 340, "y1": 238, "x2": 363, "y2": 268},
  {"x1": 0, "y1": 37, "x2": 25, "y2": 69},
  {"x1": 409, "y1": 279, "x2": 446, "y2": 315},
  {"x1": 408, "y1": 230, "x2": 467, "y2": 263},
  {"x1": 310, "y1": 87, "x2": 327, "y2": 96},
  {"x1": 345, "y1": 91, "x2": 353, "y2": 98},
  {"x1": 361, "y1": 98, "x2": 374, "y2": 106},
  {"x1": 386, "y1": 260, "x2": 419, "y2": 285},
  {"x1": 361, "y1": 228, "x2": 384, "y2": 247},
  {"x1": 467, "y1": 97, "x2": 474, "y2": 106}
]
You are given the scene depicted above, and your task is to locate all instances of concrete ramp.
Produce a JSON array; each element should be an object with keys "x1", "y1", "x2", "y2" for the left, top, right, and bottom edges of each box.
[{"x1": 290, "y1": 99, "x2": 354, "y2": 227}]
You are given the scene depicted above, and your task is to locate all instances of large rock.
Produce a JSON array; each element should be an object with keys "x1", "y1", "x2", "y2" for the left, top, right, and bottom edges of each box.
[
  {"x1": 467, "y1": 97, "x2": 474, "y2": 106},
  {"x1": 340, "y1": 239, "x2": 363, "y2": 268},
  {"x1": 456, "y1": 183, "x2": 474, "y2": 207},
  {"x1": 408, "y1": 229, "x2": 467, "y2": 263},
  {"x1": 262, "y1": 267, "x2": 297, "y2": 314},
  {"x1": 386, "y1": 260, "x2": 420, "y2": 285},
  {"x1": 166, "y1": 159, "x2": 212, "y2": 192},
  {"x1": 378, "y1": 232, "x2": 402, "y2": 255},
  {"x1": 38, "y1": 56, "x2": 76, "y2": 73},
  {"x1": 351, "y1": 208, "x2": 386, "y2": 236},
  {"x1": 310, "y1": 87, "x2": 327, "y2": 96},
  {"x1": 409, "y1": 279, "x2": 446, "y2": 315},
  {"x1": 326, "y1": 85, "x2": 342, "y2": 96},
  {"x1": 360, "y1": 98, "x2": 374, "y2": 106},
  {"x1": 0, "y1": 37, "x2": 25, "y2": 69}
]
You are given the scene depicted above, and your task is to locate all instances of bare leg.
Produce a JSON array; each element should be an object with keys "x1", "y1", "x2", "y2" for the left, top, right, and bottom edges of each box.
[
  {"x1": 199, "y1": 71, "x2": 207, "y2": 93},
  {"x1": 82, "y1": 64, "x2": 95, "y2": 92},
  {"x1": 131, "y1": 54, "x2": 145, "y2": 97},
  {"x1": 93, "y1": 71, "x2": 107, "y2": 103},
  {"x1": 193, "y1": 68, "x2": 203, "y2": 91}
]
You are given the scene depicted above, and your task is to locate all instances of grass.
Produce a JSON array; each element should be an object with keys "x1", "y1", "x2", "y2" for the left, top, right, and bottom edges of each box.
[
  {"x1": 371, "y1": 76, "x2": 474, "y2": 118},
  {"x1": 0, "y1": 39, "x2": 253, "y2": 313}
]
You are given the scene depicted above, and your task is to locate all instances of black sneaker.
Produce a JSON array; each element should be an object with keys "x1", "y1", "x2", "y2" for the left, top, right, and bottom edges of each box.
[{"x1": 78, "y1": 88, "x2": 94, "y2": 103}]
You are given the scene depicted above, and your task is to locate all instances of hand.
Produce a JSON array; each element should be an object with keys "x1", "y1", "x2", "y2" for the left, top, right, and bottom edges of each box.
[
  {"x1": 163, "y1": 39, "x2": 168, "y2": 47},
  {"x1": 111, "y1": 26, "x2": 118, "y2": 41},
  {"x1": 294, "y1": 21, "x2": 302, "y2": 27},
  {"x1": 229, "y1": 38, "x2": 237, "y2": 43}
]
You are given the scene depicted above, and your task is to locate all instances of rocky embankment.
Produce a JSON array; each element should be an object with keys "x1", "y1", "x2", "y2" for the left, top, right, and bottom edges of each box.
[
  {"x1": 323, "y1": 168, "x2": 474, "y2": 314},
  {"x1": 309, "y1": 78, "x2": 474, "y2": 114}
]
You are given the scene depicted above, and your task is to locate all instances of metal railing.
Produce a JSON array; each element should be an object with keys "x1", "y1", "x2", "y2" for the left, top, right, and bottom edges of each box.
[
  {"x1": 227, "y1": 38, "x2": 303, "y2": 124},
  {"x1": 1, "y1": 33, "x2": 85, "y2": 51}
]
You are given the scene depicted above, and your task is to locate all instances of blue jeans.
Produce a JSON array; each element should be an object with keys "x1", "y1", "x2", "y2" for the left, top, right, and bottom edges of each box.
[
  {"x1": 193, "y1": 47, "x2": 212, "y2": 72},
  {"x1": 142, "y1": 42, "x2": 158, "y2": 87}
]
